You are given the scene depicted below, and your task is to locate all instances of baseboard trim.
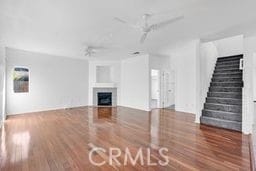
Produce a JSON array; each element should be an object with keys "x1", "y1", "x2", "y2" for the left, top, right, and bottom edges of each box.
[{"x1": 7, "y1": 105, "x2": 88, "y2": 117}]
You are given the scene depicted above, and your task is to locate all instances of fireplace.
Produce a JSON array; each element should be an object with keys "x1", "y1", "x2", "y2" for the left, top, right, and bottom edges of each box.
[{"x1": 97, "y1": 92, "x2": 112, "y2": 106}]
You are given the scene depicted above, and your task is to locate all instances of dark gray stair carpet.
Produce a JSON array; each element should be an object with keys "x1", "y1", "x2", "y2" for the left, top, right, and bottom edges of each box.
[
  {"x1": 210, "y1": 82, "x2": 243, "y2": 87},
  {"x1": 201, "y1": 116, "x2": 242, "y2": 131},
  {"x1": 204, "y1": 103, "x2": 241, "y2": 113},
  {"x1": 215, "y1": 65, "x2": 240, "y2": 70},
  {"x1": 202, "y1": 110, "x2": 241, "y2": 122},
  {"x1": 209, "y1": 87, "x2": 242, "y2": 92},
  {"x1": 201, "y1": 54, "x2": 243, "y2": 131},
  {"x1": 214, "y1": 68, "x2": 241, "y2": 74},
  {"x1": 212, "y1": 77, "x2": 242, "y2": 82},
  {"x1": 217, "y1": 55, "x2": 243, "y2": 61},
  {"x1": 207, "y1": 92, "x2": 242, "y2": 99},
  {"x1": 216, "y1": 61, "x2": 240, "y2": 66},
  {"x1": 212, "y1": 73, "x2": 242, "y2": 78},
  {"x1": 206, "y1": 97, "x2": 242, "y2": 105}
]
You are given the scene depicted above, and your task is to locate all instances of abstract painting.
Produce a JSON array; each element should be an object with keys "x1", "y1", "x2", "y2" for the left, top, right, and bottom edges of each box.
[{"x1": 13, "y1": 67, "x2": 29, "y2": 93}]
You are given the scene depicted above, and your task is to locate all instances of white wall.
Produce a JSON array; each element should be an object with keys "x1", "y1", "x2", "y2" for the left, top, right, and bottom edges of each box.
[
  {"x1": 198, "y1": 42, "x2": 218, "y2": 122},
  {"x1": 164, "y1": 40, "x2": 200, "y2": 114},
  {"x1": 120, "y1": 55, "x2": 150, "y2": 111},
  {"x1": 213, "y1": 35, "x2": 243, "y2": 57},
  {"x1": 254, "y1": 53, "x2": 256, "y2": 101},
  {"x1": 149, "y1": 55, "x2": 170, "y2": 70},
  {"x1": 174, "y1": 40, "x2": 199, "y2": 114},
  {"x1": 6, "y1": 48, "x2": 89, "y2": 115},
  {"x1": 243, "y1": 36, "x2": 256, "y2": 133},
  {"x1": 0, "y1": 44, "x2": 6, "y2": 121},
  {"x1": 149, "y1": 55, "x2": 173, "y2": 108},
  {"x1": 88, "y1": 60, "x2": 121, "y2": 106}
]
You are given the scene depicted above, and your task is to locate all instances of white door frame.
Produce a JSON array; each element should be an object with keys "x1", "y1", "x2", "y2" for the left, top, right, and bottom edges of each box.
[{"x1": 150, "y1": 69, "x2": 161, "y2": 109}]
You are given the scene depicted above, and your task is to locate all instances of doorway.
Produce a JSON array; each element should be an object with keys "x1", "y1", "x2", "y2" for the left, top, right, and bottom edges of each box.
[
  {"x1": 150, "y1": 69, "x2": 175, "y2": 110},
  {"x1": 161, "y1": 70, "x2": 175, "y2": 109},
  {"x1": 151, "y1": 69, "x2": 160, "y2": 109}
]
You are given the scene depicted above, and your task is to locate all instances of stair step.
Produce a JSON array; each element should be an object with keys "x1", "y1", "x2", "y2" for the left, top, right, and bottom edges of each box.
[
  {"x1": 206, "y1": 97, "x2": 242, "y2": 105},
  {"x1": 200, "y1": 116, "x2": 241, "y2": 131},
  {"x1": 212, "y1": 77, "x2": 242, "y2": 82},
  {"x1": 207, "y1": 92, "x2": 242, "y2": 99},
  {"x1": 204, "y1": 103, "x2": 242, "y2": 113},
  {"x1": 217, "y1": 58, "x2": 241, "y2": 63},
  {"x1": 201, "y1": 55, "x2": 243, "y2": 131},
  {"x1": 216, "y1": 60, "x2": 240, "y2": 66},
  {"x1": 209, "y1": 87, "x2": 242, "y2": 92},
  {"x1": 213, "y1": 72, "x2": 242, "y2": 78},
  {"x1": 210, "y1": 82, "x2": 243, "y2": 87},
  {"x1": 217, "y1": 55, "x2": 243, "y2": 62},
  {"x1": 214, "y1": 68, "x2": 242, "y2": 73},
  {"x1": 202, "y1": 109, "x2": 242, "y2": 122},
  {"x1": 215, "y1": 65, "x2": 240, "y2": 70}
]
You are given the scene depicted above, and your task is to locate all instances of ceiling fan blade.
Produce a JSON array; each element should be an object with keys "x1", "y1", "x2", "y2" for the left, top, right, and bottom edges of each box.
[
  {"x1": 140, "y1": 33, "x2": 148, "y2": 44},
  {"x1": 151, "y1": 15, "x2": 184, "y2": 31}
]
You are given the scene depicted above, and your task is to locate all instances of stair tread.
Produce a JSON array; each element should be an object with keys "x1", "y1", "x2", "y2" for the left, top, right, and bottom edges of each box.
[
  {"x1": 203, "y1": 109, "x2": 241, "y2": 115},
  {"x1": 217, "y1": 58, "x2": 242, "y2": 62},
  {"x1": 213, "y1": 74, "x2": 242, "y2": 76},
  {"x1": 205, "y1": 102, "x2": 242, "y2": 107},
  {"x1": 217, "y1": 60, "x2": 240, "y2": 64},
  {"x1": 206, "y1": 97, "x2": 242, "y2": 101},
  {"x1": 211, "y1": 81, "x2": 242, "y2": 83},
  {"x1": 217, "y1": 60, "x2": 241, "y2": 62},
  {"x1": 217, "y1": 54, "x2": 243, "y2": 59},
  {"x1": 212, "y1": 74, "x2": 243, "y2": 80},
  {"x1": 201, "y1": 116, "x2": 241, "y2": 124},
  {"x1": 215, "y1": 69, "x2": 241, "y2": 71},
  {"x1": 212, "y1": 77, "x2": 242, "y2": 78},
  {"x1": 217, "y1": 63, "x2": 240, "y2": 66},
  {"x1": 216, "y1": 66, "x2": 239, "y2": 68},
  {"x1": 210, "y1": 86, "x2": 242, "y2": 88},
  {"x1": 209, "y1": 91, "x2": 242, "y2": 94},
  {"x1": 215, "y1": 68, "x2": 241, "y2": 71},
  {"x1": 213, "y1": 72, "x2": 242, "y2": 74},
  {"x1": 212, "y1": 80, "x2": 242, "y2": 82},
  {"x1": 201, "y1": 116, "x2": 242, "y2": 131}
]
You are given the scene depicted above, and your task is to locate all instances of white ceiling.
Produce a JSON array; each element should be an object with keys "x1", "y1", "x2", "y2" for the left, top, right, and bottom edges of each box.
[{"x1": 1, "y1": 0, "x2": 256, "y2": 59}]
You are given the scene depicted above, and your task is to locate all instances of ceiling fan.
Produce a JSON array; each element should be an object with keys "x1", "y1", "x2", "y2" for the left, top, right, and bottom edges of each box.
[
  {"x1": 84, "y1": 45, "x2": 107, "y2": 57},
  {"x1": 84, "y1": 43, "x2": 122, "y2": 57},
  {"x1": 114, "y1": 13, "x2": 184, "y2": 43}
]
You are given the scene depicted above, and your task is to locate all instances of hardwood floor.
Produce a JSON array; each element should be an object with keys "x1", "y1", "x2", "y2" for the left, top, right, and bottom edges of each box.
[{"x1": 0, "y1": 107, "x2": 251, "y2": 170}]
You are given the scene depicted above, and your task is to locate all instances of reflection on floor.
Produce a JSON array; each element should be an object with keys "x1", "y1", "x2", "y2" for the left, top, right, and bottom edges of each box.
[
  {"x1": 0, "y1": 107, "x2": 251, "y2": 170},
  {"x1": 151, "y1": 99, "x2": 158, "y2": 109},
  {"x1": 165, "y1": 105, "x2": 175, "y2": 110}
]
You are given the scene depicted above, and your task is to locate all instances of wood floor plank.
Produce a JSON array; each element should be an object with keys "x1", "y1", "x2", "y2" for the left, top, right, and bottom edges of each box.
[{"x1": 0, "y1": 107, "x2": 251, "y2": 171}]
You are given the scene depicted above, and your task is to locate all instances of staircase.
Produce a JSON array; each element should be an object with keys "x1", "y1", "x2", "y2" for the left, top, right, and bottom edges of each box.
[{"x1": 200, "y1": 54, "x2": 243, "y2": 131}]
